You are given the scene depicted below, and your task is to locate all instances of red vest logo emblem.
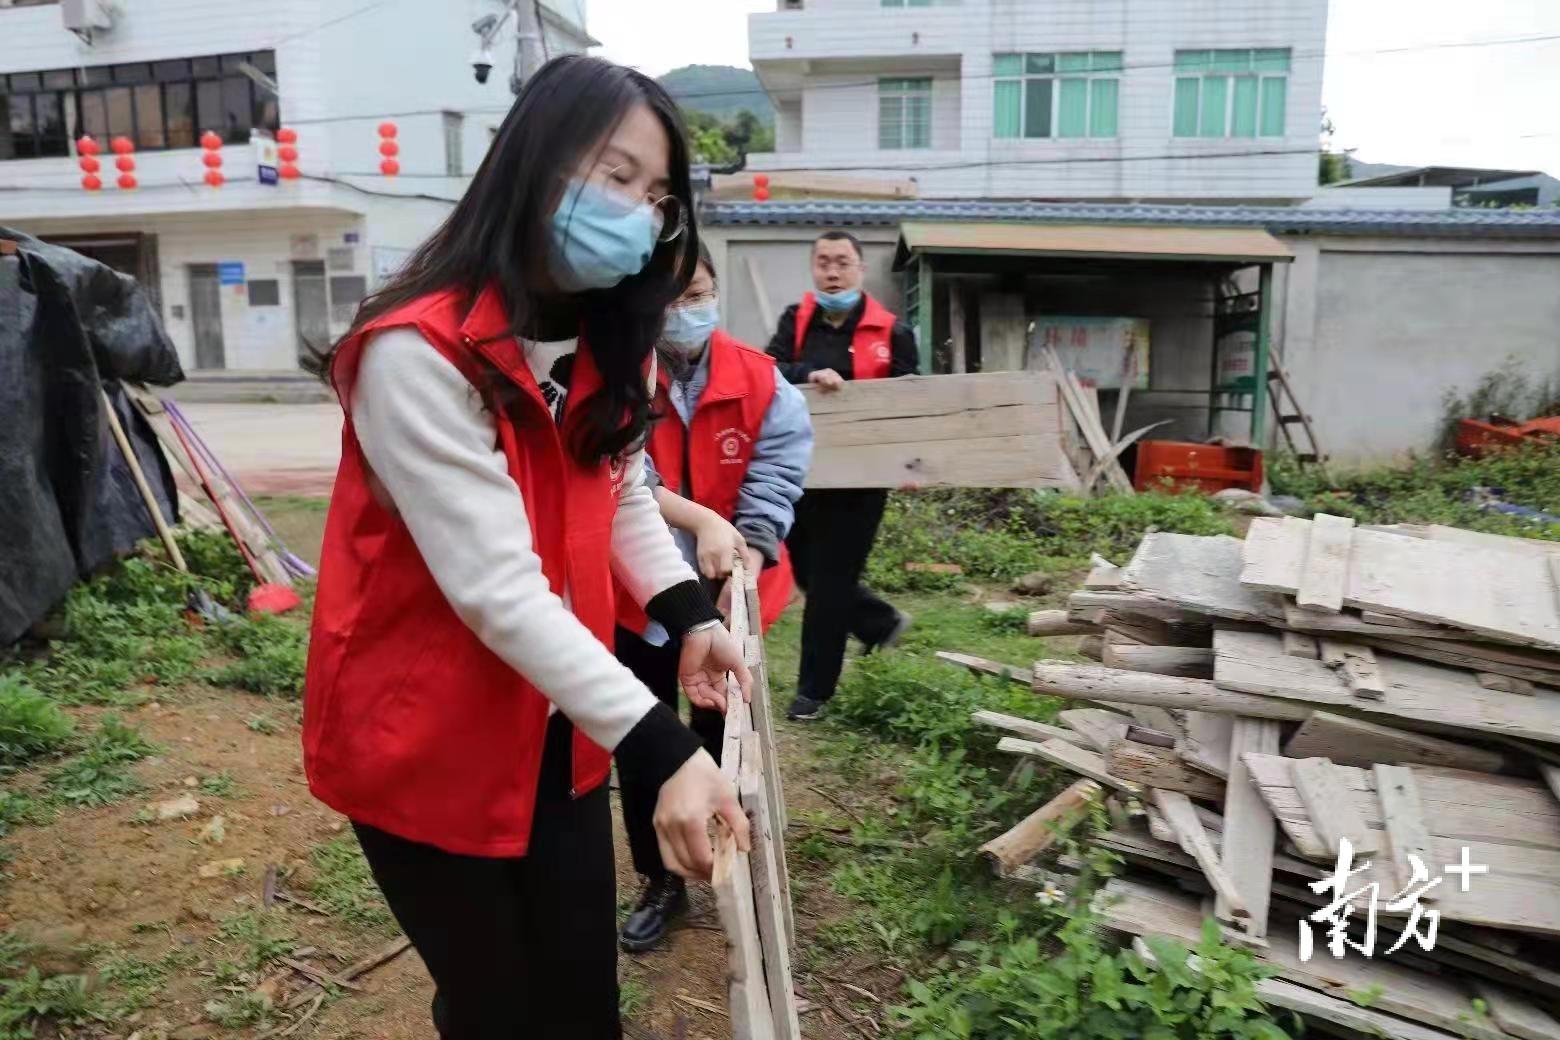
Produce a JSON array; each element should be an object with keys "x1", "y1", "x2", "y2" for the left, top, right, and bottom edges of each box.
[
  {"x1": 721, "y1": 435, "x2": 741, "y2": 458},
  {"x1": 872, "y1": 341, "x2": 890, "y2": 361}
]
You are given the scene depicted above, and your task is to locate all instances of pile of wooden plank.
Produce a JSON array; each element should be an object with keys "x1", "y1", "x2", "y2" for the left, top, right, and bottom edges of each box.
[
  {"x1": 713, "y1": 558, "x2": 801, "y2": 1040},
  {"x1": 945, "y1": 516, "x2": 1560, "y2": 1040}
]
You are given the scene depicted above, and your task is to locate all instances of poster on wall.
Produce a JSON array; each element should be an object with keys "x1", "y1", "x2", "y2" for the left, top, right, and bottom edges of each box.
[
  {"x1": 252, "y1": 130, "x2": 279, "y2": 186},
  {"x1": 1027, "y1": 316, "x2": 1150, "y2": 390}
]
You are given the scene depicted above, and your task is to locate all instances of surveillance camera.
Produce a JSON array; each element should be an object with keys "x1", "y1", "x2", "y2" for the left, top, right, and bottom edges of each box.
[{"x1": 471, "y1": 45, "x2": 495, "y2": 84}]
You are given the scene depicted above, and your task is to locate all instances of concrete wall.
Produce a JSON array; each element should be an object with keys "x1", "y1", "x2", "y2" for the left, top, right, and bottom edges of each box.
[
  {"x1": 701, "y1": 224, "x2": 905, "y2": 347},
  {"x1": 750, "y1": 0, "x2": 1328, "y2": 200},
  {"x1": 1276, "y1": 237, "x2": 1560, "y2": 464}
]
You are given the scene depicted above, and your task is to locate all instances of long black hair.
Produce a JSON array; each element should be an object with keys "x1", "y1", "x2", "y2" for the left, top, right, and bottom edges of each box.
[{"x1": 335, "y1": 55, "x2": 698, "y2": 463}]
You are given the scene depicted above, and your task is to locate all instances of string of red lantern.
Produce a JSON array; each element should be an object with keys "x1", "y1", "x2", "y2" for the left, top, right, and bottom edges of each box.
[
  {"x1": 111, "y1": 136, "x2": 137, "y2": 190},
  {"x1": 753, "y1": 173, "x2": 770, "y2": 202},
  {"x1": 200, "y1": 130, "x2": 224, "y2": 188},
  {"x1": 377, "y1": 121, "x2": 399, "y2": 177},
  {"x1": 277, "y1": 127, "x2": 300, "y2": 180},
  {"x1": 77, "y1": 136, "x2": 102, "y2": 191}
]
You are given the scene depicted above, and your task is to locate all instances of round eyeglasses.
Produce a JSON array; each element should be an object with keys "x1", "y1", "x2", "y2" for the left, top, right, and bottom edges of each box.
[{"x1": 598, "y1": 164, "x2": 686, "y2": 244}]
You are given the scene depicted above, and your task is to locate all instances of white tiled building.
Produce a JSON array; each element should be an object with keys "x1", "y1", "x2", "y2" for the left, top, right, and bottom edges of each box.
[
  {"x1": 0, "y1": 0, "x2": 592, "y2": 372},
  {"x1": 747, "y1": 0, "x2": 1328, "y2": 201}
]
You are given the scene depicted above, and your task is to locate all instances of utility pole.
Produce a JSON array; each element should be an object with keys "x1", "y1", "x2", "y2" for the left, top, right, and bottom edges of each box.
[{"x1": 510, "y1": 0, "x2": 548, "y2": 95}]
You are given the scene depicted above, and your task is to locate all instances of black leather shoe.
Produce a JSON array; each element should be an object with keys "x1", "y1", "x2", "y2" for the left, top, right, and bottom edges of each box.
[{"x1": 620, "y1": 875, "x2": 687, "y2": 953}]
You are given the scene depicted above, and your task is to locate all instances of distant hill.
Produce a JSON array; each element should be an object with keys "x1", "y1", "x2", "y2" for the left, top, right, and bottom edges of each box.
[{"x1": 659, "y1": 65, "x2": 773, "y2": 124}]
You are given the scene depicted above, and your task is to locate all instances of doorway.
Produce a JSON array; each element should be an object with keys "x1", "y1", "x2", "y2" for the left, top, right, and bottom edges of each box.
[
  {"x1": 187, "y1": 264, "x2": 226, "y2": 369},
  {"x1": 291, "y1": 260, "x2": 329, "y2": 365}
]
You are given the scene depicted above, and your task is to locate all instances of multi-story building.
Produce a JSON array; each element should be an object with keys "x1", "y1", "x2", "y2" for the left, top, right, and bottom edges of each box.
[
  {"x1": 747, "y1": 0, "x2": 1328, "y2": 201},
  {"x1": 0, "y1": 0, "x2": 592, "y2": 372}
]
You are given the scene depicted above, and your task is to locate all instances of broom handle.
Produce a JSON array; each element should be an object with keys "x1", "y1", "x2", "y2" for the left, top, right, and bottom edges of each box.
[{"x1": 100, "y1": 387, "x2": 188, "y2": 573}]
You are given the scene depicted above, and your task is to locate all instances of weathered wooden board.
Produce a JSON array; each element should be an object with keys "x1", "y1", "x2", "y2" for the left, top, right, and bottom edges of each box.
[
  {"x1": 979, "y1": 778, "x2": 1101, "y2": 873},
  {"x1": 997, "y1": 736, "x2": 1140, "y2": 795},
  {"x1": 1098, "y1": 879, "x2": 1507, "y2": 1040},
  {"x1": 1283, "y1": 603, "x2": 1463, "y2": 640},
  {"x1": 1181, "y1": 710, "x2": 1233, "y2": 778},
  {"x1": 1241, "y1": 517, "x2": 1560, "y2": 652},
  {"x1": 1214, "y1": 629, "x2": 1560, "y2": 745},
  {"x1": 1104, "y1": 740, "x2": 1225, "y2": 801},
  {"x1": 1472, "y1": 981, "x2": 1560, "y2": 1040},
  {"x1": 800, "y1": 372, "x2": 1078, "y2": 489},
  {"x1": 970, "y1": 710, "x2": 1090, "y2": 748},
  {"x1": 1151, "y1": 789, "x2": 1247, "y2": 918},
  {"x1": 1283, "y1": 712, "x2": 1509, "y2": 774},
  {"x1": 1219, "y1": 718, "x2": 1281, "y2": 940},
  {"x1": 739, "y1": 735, "x2": 801, "y2": 1040},
  {"x1": 1101, "y1": 644, "x2": 1214, "y2": 678},
  {"x1": 712, "y1": 828, "x2": 775, "y2": 1039},
  {"x1": 1296, "y1": 513, "x2": 1355, "y2": 612},
  {"x1": 1031, "y1": 661, "x2": 1313, "y2": 721},
  {"x1": 1120, "y1": 533, "x2": 1285, "y2": 625},
  {"x1": 1367, "y1": 636, "x2": 1560, "y2": 685},
  {"x1": 1379, "y1": 523, "x2": 1560, "y2": 561},
  {"x1": 1374, "y1": 765, "x2": 1436, "y2": 900},
  {"x1": 1056, "y1": 708, "x2": 1133, "y2": 753},
  {"x1": 1292, "y1": 757, "x2": 1377, "y2": 855}
]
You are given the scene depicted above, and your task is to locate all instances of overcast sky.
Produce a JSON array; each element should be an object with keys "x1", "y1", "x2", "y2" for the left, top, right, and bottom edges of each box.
[{"x1": 587, "y1": 0, "x2": 1560, "y2": 175}]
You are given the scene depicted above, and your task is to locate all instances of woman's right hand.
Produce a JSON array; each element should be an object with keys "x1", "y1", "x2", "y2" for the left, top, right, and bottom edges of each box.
[
  {"x1": 695, "y1": 512, "x2": 747, "y2": 581},
  {"x1": 654, "y1": 749, "x2": 749, "y2": 880}
]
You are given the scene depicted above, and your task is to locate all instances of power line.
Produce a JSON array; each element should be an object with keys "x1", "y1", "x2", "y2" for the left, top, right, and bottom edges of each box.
[{"x1": 266, "y1": 0, "x2": 402, "y2": 48}]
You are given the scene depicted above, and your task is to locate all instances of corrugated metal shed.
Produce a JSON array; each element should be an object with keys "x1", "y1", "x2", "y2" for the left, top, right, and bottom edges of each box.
[
  {"x1": 894, "y1": 221, "x2": 1293, "y2": 268},
  {"x1": 703, "y1": 200, "x2": 1560, "y2": 238}
]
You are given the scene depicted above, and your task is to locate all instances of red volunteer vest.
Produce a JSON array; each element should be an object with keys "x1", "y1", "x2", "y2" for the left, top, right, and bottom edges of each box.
[
  {"x1": 792, "y1": 291, "x2": 896, "y2": 380},
  {"x1": 617, "y1": 330, "x2": 795, "y2": 636},
  {"x1": 303, "y1": 285, "x2": 623, "y2": 858}
]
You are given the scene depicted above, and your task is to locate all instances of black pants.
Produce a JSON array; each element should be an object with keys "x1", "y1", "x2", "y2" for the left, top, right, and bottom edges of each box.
[
  {"x1": 786, "y1": 488, "x2": 900, "y2": 703},
  {"x1": 352, "y1": 714, "x2": 619, "y2": 1040},
  {"x1": 614, "y1": 625, "x2": 724, "y2": 882}
]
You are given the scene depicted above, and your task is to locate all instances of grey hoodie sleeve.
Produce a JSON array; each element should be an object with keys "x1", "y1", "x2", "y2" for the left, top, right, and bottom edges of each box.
[{"x1": 732, "y1": 368, "x2": 814, "y2": 564}]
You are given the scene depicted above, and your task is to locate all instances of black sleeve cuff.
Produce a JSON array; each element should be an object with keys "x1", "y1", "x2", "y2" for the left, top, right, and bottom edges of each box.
[
  {"x1": 735, "y1": 522, "x2": 780, "y2": 566},
  {"x1": 615, "y1": 701, "x2": 704, "y2": 793},
  {"x1": 645, "y1": 579, "x2": 721, "y2": 635}
]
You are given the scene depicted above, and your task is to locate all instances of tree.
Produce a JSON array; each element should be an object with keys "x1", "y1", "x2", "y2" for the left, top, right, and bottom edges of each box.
[
  {"x1": 1318, "y1": 109, "x2": 1352, "y2": 185},
  {"x1": 691, "y1": 124, "x2": 737, "y2": 166},
  {"x1": 680, "y1": 107, "x2": 773, "y2": 169}
]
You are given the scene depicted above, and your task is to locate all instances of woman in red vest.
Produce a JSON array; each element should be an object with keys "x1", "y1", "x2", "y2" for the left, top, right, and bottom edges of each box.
[
  {"x1": 615, "y1": 242, "x2": 812, "y2": 952},
  {"x1": 303, "y1": 56, "x2": 750, "y2": 1038}
]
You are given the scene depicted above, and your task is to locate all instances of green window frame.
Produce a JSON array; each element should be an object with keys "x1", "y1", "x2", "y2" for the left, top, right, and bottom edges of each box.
[
  {"x1": 879, "y1": 77, "x2": 932, "y2": 150},
  {"x1": 992, "y1": 50, "x2": 1121, "y2": 140},
  {"x1": 1172, "y1": 48, "x2": 1289, "y2": 138}
]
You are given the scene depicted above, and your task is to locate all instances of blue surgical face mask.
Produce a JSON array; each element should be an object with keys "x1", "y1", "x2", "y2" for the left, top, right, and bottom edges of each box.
[
  {"x1": 549, "y1": 178, "x2": 659, "y2": 291},
  {"x1": 815, "y1": 287, "x2": 862, "y2": 314},
  {"x1": 663, "y1": 300, "x2": 719, "y2": 355}
]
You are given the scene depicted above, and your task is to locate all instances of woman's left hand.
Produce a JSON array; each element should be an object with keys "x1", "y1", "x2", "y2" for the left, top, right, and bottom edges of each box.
[{"x1": 679, "y1": 624, "x2": 753, "y2": 714}]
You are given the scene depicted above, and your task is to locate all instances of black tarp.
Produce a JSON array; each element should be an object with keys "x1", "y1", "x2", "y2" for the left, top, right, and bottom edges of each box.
[{"x1": 1, "y1": 228, "x2": 185, "y2": 645}]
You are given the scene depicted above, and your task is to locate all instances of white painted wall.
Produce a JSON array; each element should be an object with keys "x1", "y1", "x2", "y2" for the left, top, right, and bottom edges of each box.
[{"x1": 750, "y1": 0, "x2": 1328, "y2": 200}]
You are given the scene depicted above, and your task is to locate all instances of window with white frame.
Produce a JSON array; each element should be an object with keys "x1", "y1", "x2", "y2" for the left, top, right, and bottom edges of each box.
[
  {"x1": 993, "y1": 52, "x2": 1121, "y2": 140},
  {"x1": 879, "y1": 78, "x2": 932, "y2": 149},
  {"x1": 1172, "y1": 49, "x2": 1289, "y2": 138}
]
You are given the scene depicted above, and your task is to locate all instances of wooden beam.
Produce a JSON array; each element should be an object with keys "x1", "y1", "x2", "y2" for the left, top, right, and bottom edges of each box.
[
  {"x1": 997, "y1": 736, "x2": 1140, "y2": 796},
  {"x1": 938, "y1": 651, "x2": 1034, "y2": 687},
  {"x1": 1292, "y1": 757, "x2": 1377, "y2": 856},
  {"x1": 1028, "y1": 609, "x2": 1099, "y2": 637},
  {"x1": 1104, "y1": 740, "x2": 1224, "y2": 801},
  {"x1": 1056, "y1": 708, "x2": 1132, "y2": 753},
  {"x1": 739, "y1": 735, "x2": 801, "y2": 1040},
  {"x1": 1219, "y1": 718, "x2": 1281, "y2": 940},
  {"x1": 1029, "y1": 661, "x2": 1312, "y2": 721},
  {"x1": 978, "y1": 778, "x2": 1101, "y2": 873},
  {"x1": 1151, "y1": 790, "x2": 1248, "y2": 918},
  {"x1": 1283, "y1": 712, "x2": 1508, "y2": 774},
  {"x1": 970, "y1": 710, "x2": 1091, "y2": 749},
  {"x1": 1101, "y1": 644, "x2": 1214, "y2": 678}
]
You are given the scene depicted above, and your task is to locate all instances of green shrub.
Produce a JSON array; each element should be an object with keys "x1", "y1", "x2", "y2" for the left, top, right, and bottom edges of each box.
[
  {"x1": 205, "y1": 614, "x2": 308, "y2": 697},
  {"x1": 0, "y1": 677, "x2": 73, "y2": 766},
  {"x1": 894, "y1": 911, "x2": 1294, "y2": 1040},
  {"x1": 829, "y1": 654, "x2": 1045, "y2": 753},
  {"x1": 1436, "y1": 360, "x2": 1560, "y2": 454},
  {"x1": 0, "y1": 968, "x2": 102, "y2": 1040},
  {"x1": 45, "y1": 716, "x2": 157, "y2": 807}
]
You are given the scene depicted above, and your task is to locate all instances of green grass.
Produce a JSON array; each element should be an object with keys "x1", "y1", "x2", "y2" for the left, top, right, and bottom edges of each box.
[
  {"x1": 0, "y1": 931, "x2": 104, "y2": 1039},
  {"x1": 203, "y1": 613, "x2": 308, "y2": 698},
  {"x1": 44, "y1": 716, "x2": 157, "y2": 808},
  {"x1": 308, "y1": 835, "x2": 395, "y2": 934},
  {"x1": 199, "y1": 770, "x2": 239, "y2": 799},
  {"x1": 0, "y1": 677, "x2": 73, "y2": 767}
]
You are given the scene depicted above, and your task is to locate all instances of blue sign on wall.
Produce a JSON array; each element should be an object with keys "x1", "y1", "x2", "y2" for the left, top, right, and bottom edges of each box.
[{"x1": 216, "y1": 262, "x2": 246, "y2": 285}]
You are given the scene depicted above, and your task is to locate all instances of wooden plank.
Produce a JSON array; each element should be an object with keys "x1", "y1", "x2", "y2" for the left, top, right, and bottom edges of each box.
[
  {"x1": 1121, "y1": 533, "x2": 1284, "y2": 625},
  {"x1": 1296, "y1": 512, "x2": 1355, "y2": 613},
  {"x1": 1239, "y1": 516, "x2": 1311, "y2": 594},
  {"x1": 1101, "y1": 644, "x2": 1214, "y2": 678},
  {"x1": 970, "y1": 710, "x2": 1091, "y2": 749},
  {"x1": 1286, "y1": 602, "x2": 1461, "y2": 640},
  {"x1": 1292, "y1": 757, "x2": 1377, "y2": 855},
  {"x1": 1043, "y1": 346, "x2": 1133, "y2": 493},
  {"x1": 1374, "y1": 765, "x2": 1437, "y2": 900},
  {"x1": 1392, "y1": 524, "x2": 1560, "y2": 562},
  {"x1": 1318, "y1": 639, "x2": 1386, "y2": 700},
  {"x1": 1471, "y1": 982, "x2": 1560, "y2": 1040},
  {"x1": 1151, "y1": 789, "x2": 1248, "y2": 918},
  {"x1": 1027, "y1": 609, "x2": 1098, "y2": 637},
  {"x1": 1284, "y1": 712, "x2": 1509, "y2": 774},
  {"x1": 800, "y1": 372, "x2": 1078, "y2": 490},
  {"x1": 1181, "y1": 710, "x2": 1233, "y2": 778},
  {"x1": 1282, "y1": 631, "x2": 1320, "y2": 658},
  {"x1": 1098, "y1": 879, "x2": 1508, "y2": 1040},
  {"x1": 712, "y1": 827, "x2": 775, "y2": 1039},
  {"x1": 1219, "y1": 718, "x2": 1281, "y2": 940},
  {"x1": 739, "y1": 735, "x2": 801, "y2": 1040},
  {"x1": 996, "y1": 736, "x2": 1140, "y2": 796},
  {"x1": 1369, "y1": 636, "x2": 1560, "y2": 685},
  {"x1": 1479, "y1": 672, "x2": 1538, "y2": 696},
  {"x1": 1214, "y1": 629, "x2": 1560, "y2": 746},
  {"x1": 1030, "y1": 660, "x2": 1313, "y2": 721},
  {"x1": 978, "y1": 778, "x2": 1101, "y2": 873},
  {"x1": 1104, "y1": 740, "x2": 1225, "y2": 801},
  {"x1": 1056, "y1": 708, "x2": 1132, "y2": 752},
  {"x1": 744, "y1": 573, "x2": 789, "y2": 833}
]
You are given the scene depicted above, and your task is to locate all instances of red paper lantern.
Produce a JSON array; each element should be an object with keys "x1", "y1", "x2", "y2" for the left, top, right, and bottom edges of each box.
[
  {"x1": 753, "y1": 186, "x2": 771, "y2": 202},
  {"x1": 110, "y1": 136, "x2": 134, "y2": 155},
  {"x1": 754, "y1": 174, "x2": 770, "y2": 188},
  {"x1": 279, "y1": 164, "x2": 300, "y2": 180},
  {"x1": 276, "y1": 127, "x2": 298, "y2": 144},
  {"x1": 202, "y1": 151, "x2": 223, "y2": 169},
  {"x1": 378, "y1": 139, "x2": 400, "y2": 158},
  {"x1": 204, "y1": 170, "x2": 225, "y2": 188},
  {"x1": 379, "y1": 158, "x2": 400, "y2": 177},
  {"x1": 378, "y1": 121, "x2": 398, "y2": 139},
  {"x1": 76, "y1": 136, "x2": 101, "y2": 156},
  {"x1": 200, "y1": 130, "x2": 223, "y2": 150},
  {"x1": 79, "y1": 155, "x2": 100, "y2": 174},
  {"x1": 278, "y1": 145, "x2": 299, "y2": 163},
  {"x1": 81, "y1": 174, "x2": 103, "y2": 191},
  {"x1": 115, "y1": 155, "x2": 136, "y2": 172},
  {"x1": 117, "y1": 173, "x2": 138, "y2": 190}
]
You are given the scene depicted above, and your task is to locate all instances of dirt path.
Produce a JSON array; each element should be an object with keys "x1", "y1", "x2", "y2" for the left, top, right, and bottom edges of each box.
[{"x1": 0, "y1": 499, "x2": 872, "y2": 1040}]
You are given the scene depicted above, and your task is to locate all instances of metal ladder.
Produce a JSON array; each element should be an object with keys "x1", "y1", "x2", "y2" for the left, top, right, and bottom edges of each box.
[{"x1": 1267, "y1": 356, "x2": 1327, "y2": 470}]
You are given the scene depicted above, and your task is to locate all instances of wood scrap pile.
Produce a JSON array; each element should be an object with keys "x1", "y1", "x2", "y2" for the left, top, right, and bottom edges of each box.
[
  {"x1": 713, "y1": 558, "x2": 801, "y2": 1040},
  {"x1": 945, "y1": 516, "x2": 1560, "y2": 1040}
]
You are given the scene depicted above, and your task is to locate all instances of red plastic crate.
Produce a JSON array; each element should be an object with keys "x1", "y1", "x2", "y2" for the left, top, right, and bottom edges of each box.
[{"x1": 1134, "y1": 440, "x2": 1264, "y2": 494}]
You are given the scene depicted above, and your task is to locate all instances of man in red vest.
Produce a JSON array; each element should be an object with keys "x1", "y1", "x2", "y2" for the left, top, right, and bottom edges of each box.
[{"x1": 766, "y1": 230, "x2": 919, "y2": 721}]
